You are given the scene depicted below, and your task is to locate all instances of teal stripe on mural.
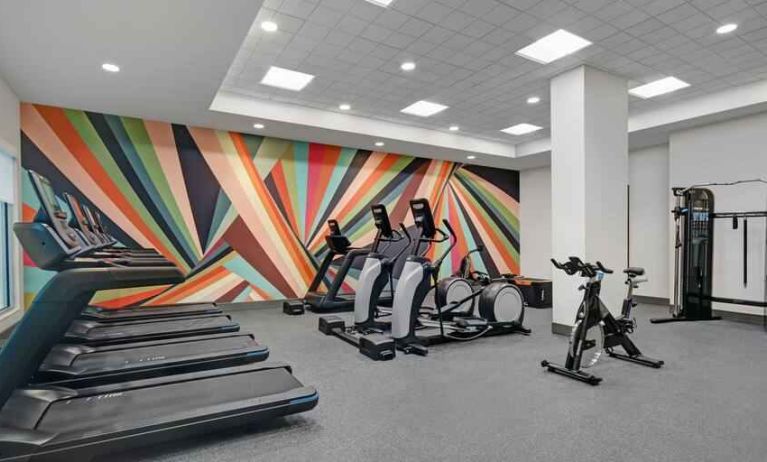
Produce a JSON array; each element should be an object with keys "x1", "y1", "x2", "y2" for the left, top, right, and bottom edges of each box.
[
  {"x1": 456, "y1": 171, "x2": 519, "y2": 243},
  {"x1": 206, "y1": 190, "x2": 233, "y2": 250},
  {"x1": 223, "y1": 255, "x2": 284, "y2": 299},
  {"x1": 104, "y1": 115, "x2": 197, "y2": 262},
  {"x1": 293, "y1": 142, "x2": 309, "y2": 240},
  {"x1": 345, "y1": 177, "x2": 409, "y2": 243},
  {"x1": 310, "y1": 147, "x2": 357, "y2": 240}
]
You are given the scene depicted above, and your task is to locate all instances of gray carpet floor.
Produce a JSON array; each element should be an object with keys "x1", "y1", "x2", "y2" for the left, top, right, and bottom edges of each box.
[{"x1": 104, "y1": 303, "x2": 767, "y2": 462}]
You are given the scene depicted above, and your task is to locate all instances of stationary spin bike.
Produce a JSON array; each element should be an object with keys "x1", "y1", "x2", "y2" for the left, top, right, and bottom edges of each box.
[{"x1": 541, "y1": 257, "x2": 664, "y2": 385}]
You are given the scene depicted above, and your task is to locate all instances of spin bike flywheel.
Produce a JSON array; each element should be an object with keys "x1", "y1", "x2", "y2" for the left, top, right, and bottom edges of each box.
[{"x1": 569, "y1": 318, "x2": 604, "y2": 368}]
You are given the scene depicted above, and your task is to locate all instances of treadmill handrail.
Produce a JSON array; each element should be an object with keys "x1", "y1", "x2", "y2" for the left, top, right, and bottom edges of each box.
[{"x1": 0, "y1": 266, "x2": 184, "y2": 408}]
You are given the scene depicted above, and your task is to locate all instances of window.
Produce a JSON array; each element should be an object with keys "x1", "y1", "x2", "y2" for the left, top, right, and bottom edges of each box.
[{"x1": 0, "y1": 201, "x2": 10, "y2": 311}]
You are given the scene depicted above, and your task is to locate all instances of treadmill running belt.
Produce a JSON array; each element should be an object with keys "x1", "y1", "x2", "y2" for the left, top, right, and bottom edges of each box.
[
  {"x1": 69, "y1": 335, "x2": 256, "y2": 370},
  {"x1": 66, "y1": 315, "x2": 237, "y2": 343},
  {"x1": 81, "y1": 303, "x2": 221, "y2": 321}
]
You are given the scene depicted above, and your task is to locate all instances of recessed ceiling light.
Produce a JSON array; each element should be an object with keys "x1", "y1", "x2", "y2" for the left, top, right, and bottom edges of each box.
[
  {"x1": 527, "y1": 96, "x2": 541, "y2": 105},
  {"x1": 467, "y1": 155, "x2": 476, "y2": 160},
  {"x1": 253, "y1": 123, "x2": 265, "y2": 129},
  {"x1": 400, "y1": 100, "x2": 448, "y2": 117},
  {"x1": 401, "y1": 61, "x2": 416, "y2": 71},
  {"x1": 516, "y1": 29, "x2": 592, "y2": 64},
  {"x1": 449, "y1": 125, "x2": 460, "y2": 131},
  {"x1": 339, "y1": 103, "x2": 351, "y2": 111},
  {"x1": 101, "y1": 63, "x2": 120, "y2": 73},
  {"x1": 365, "y1": 0, "x2": 394, "y2": 7},
  {"x1": 261, "y1": 21, "x2": 278, "y2": 32},
  {"x1": 260, "y1": 66, "x2": 315, "y2": 91},
  {"x1": 629, "y1": 77, "x2": 690, "y2": 99},
  {"x1": 716, "y1": 23, "x2": 738, "y2": 34},
  {"x1": 501, "y1": 123, "x2": 543, "y2": 136},
  {"x1": 375, "y1": 141, "x2": 385, "y2": 147}
]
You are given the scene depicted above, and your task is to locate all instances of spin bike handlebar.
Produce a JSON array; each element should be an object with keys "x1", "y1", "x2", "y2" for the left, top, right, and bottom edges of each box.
[{"x1": 551, "y1": 257, "x2": 613, "y2": 277}]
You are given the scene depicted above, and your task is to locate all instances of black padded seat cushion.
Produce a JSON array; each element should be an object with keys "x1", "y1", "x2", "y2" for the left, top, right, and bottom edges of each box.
[{"x1": 623, "y1": 267, "x2": 645, "y2": 276}]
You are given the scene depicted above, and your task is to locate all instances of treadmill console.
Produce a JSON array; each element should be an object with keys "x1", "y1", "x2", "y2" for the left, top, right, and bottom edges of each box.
[
  {"x1": 64, "y1": 193, "x2": 101, "y2": 245},
  {"x1": 81, "y1": 204, "x2": 109, "y2": 244},
  {"x1": 409, "y1": 198, "x2": 437, "y2": 238},
  {"x1": 28, "y1": 171, "x2": 81, "y2": 251},
  {"x1": 328, "y1": 219, "x2": 342, "y2": 236},
  {"x1": 325, "y1": 219, "x2": 352, "y2": 254},
  {"x1": 371, "y1": 204, "x2": 393, "y2": 237}
]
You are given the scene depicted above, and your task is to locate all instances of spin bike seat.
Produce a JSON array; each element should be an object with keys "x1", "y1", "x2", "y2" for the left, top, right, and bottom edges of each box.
[{"x1": 623, "y1": 267, "x2": 645, "y2": 277}]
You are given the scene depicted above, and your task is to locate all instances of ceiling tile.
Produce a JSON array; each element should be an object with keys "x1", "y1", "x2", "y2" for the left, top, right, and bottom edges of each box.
[{"x1": 221, "y1": 0, "x2": 767, "y2": 144}]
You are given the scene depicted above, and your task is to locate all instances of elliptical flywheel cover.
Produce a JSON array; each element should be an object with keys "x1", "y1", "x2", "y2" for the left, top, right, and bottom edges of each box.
[{"x1": 478, "y1": 282, "x2": 524, "y2": 323}]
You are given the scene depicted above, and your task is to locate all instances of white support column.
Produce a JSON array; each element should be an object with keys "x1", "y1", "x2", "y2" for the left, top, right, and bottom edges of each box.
[{"x1": 550, "y1": 66, "x2": 628, "y2": 330}]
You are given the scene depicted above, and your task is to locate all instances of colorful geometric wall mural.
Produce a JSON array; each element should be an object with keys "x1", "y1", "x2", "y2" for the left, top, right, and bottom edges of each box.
[{"x1": 20, "y1": 103, "x2": 520, "y2": 308}]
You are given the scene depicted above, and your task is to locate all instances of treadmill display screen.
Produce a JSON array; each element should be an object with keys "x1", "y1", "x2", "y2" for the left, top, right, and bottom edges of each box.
[
  {"x1": 82, "y1": 205, "x2": 99, "y2": 231},
  {"x1": 39, "y1": 176, "x2": 65, "y2": 217}
]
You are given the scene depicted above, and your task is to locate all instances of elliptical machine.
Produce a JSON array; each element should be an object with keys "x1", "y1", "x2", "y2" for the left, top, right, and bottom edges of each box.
[
  {"x1": 318, "y1": 204, "x2": 411, "y2": 360},
  {"x1": 542, "y1": 257, "x2": 664, "y2": 385},
  {"x1": 391, "y1": 199, "x2": 530, "y2": 356}
]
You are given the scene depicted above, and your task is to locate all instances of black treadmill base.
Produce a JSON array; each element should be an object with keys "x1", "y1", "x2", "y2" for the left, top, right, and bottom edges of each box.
[{"x1": 4, "y1": 392, "x2": 318, "y2": 462}]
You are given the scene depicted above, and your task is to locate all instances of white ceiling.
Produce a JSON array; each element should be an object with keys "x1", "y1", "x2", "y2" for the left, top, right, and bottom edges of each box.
[
  {"x1": 222, "y1": 0, "x2": 767, "y2": 144},
  {"x1": 0, "y1": 0, "x2": 265, "y2": 133},
  {"x1": 1, "y1": 0, "x2": 767, "y2": 170}
]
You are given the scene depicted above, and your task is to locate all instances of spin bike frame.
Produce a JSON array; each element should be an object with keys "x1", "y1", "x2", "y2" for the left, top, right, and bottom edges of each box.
[{"x1": 542, "y1": 257, "x2": 663, "y2": 385}]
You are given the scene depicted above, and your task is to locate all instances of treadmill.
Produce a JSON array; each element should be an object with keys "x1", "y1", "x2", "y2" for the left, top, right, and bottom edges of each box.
[
  {"x1": 63, "y1": 193, "x2": 223, "y2": 323},
  {"x1": 284, "y1": 217, "x2": 395, "y2": 315},
  {"x1": 18, "y1": 174, "x2": 240, "y2": 346},
  {"x1": 20, "y1": 171, "x2": 271, "y2": 386},
  {"x1": 0, "y1": 179, "x2": 318, "y2": 462}
]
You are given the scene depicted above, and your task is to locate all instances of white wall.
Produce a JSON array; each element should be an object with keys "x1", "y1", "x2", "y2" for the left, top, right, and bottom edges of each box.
[
  {"x1": 670, "y1": 113, "x2": 767, "y2": 315},
  {"x1": 0, "y1": 74, "x2": 21, "y2": 332},
  {"x1": 520, "y1": 166, "x2": 552, "y2": 279},
  {"x1": 519, "y1": 146, "x2": 671, "y2": 301},
  {"x1": 629, "y1": 145, "x2": 670, "y2": 299}
]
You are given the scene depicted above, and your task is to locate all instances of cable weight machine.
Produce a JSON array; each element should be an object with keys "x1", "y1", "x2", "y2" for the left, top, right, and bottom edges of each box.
[{"x1": 652, "y1": 179, "x2": 767, "y2": 328}]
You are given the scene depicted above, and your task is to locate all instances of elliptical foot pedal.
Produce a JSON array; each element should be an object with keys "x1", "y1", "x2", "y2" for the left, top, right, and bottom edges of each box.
[
  {"x1": 318, "y1": 315, "x2": 345, "y2": 335},
  {"x1": 397, "y1": 341, "x2": 428, "y2": 357},
  {"x1": 283, "y1": 300, "x2": 306, "y2": 315},
  {"x1": 359, "y1": 334, "x2": 396, "y2": 361}
]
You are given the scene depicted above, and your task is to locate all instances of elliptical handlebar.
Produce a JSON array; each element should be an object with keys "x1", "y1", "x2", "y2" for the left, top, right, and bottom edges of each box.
[
  {"x1": 388, "y1": 224, "x2": 412, "y2": 262},
  {"x1": 432, "y1": 219, "x2": 457, "y2": 269}
]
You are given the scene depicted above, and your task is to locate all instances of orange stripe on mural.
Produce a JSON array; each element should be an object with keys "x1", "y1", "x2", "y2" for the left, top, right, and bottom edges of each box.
[
  {"x1": 230, "y1": 132, "x2": 314, "y2": 283},
  {"x1": 454, "y1": 181, "x2": 518, "y2": 274},
  {"x1": 150, "y1": 265, "x2": 228, "y2": 305},
  {"x1": 305, "y1": 144, "x2": 341, "y2": 238},
  {"x1": 33, "y1": 105, "x2": 182, "y2": 268},
  {"x1": 335, "y1": 153, "x2": 400, "y2": 220},
  {"x1": 447, "y1": 190, "x2": 468, "y2": 271},
  {"x1": 22, "y1": 204, "x2": 37, "y2": 221},
  {"x1": 96, "y1": 286, "x2": 170, "y2": 309},
  {"x1": 270, "y1": 161, "x2": 299, "y2": 236}
]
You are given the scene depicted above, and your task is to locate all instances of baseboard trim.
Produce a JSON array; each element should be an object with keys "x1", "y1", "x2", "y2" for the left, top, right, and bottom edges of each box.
[
  {"x1": 552, "y1": 322, "x2": 572, "y2": 336},
  {"x1": 635, "y1": 295, "x2": 670, "y2": 306},
  {"x1": 713, "y1": 309, "x2": 766, "y2": 326}
]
